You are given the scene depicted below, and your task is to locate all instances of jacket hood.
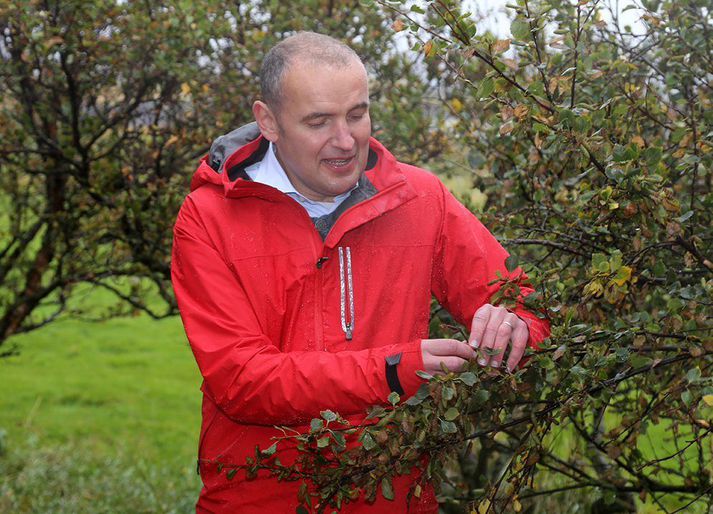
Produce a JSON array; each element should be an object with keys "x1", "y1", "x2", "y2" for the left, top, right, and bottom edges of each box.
[{"x1": 189, "y1": 123, "x2": 405, "y2": 198}]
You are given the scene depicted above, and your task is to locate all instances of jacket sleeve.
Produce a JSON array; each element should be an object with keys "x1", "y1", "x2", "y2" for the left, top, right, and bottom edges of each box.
[
  {"x1": 431, "y1": 181, "x2": 550, "y2": 348},
  {"x1": 171, "y1": 197, "x2": 424, "y2": 426}
]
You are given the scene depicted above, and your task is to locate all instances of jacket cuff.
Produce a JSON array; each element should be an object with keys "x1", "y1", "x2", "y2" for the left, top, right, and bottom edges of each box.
[
  {"x1": 385, "y1": 341, "x2": 426, "y2": 399},
  {"x1": 510, "y1": 308, "x2": 549, "y2": 350}
]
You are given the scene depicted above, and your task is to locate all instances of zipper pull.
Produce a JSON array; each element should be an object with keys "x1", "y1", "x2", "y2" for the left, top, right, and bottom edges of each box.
[{"x1": 316, "y1": 256, "x2": 329, "y2": 269}]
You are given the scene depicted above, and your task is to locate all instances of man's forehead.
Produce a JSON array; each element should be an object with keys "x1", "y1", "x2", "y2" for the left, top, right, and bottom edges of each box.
[{"x1": 280, "y1": 59, "x2": 369, "y2": 107}]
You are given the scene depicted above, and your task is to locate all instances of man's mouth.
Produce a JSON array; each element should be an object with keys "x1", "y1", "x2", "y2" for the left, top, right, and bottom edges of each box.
[{"x1": 323, "y1": 156, "x2": 354, "y2": 168}]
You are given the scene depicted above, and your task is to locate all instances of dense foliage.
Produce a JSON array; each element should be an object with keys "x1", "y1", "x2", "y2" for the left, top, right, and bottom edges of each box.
[
  {"x1": 0, "y1": 0, "x2": 441, "y2": 350},
  {"x1": 212, "y1": 0, "x2": 712, "y2": 512}
]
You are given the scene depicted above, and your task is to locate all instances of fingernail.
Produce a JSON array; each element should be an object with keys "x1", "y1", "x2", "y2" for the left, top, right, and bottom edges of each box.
[
  {"x1": 478, "y1": 357, "x2": 487, "y2": 366},
  {"x1": 471, "y1": 338, "x2": 479, "y2": 349}
]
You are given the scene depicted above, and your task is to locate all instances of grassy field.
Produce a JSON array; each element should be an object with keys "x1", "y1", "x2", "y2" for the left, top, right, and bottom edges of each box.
[{"x1": 0, "y1": 313, "x2": 203, "y2": 513}]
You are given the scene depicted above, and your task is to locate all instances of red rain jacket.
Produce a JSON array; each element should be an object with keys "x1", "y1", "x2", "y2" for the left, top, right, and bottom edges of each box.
[{"x1": 172, "y1": 135, "x2": 549, "y2": 513}]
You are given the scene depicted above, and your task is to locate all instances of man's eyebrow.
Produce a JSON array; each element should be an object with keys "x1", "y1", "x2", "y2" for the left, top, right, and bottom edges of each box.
[
  {"x1": 348, "y1": 102, "x2": 369, "y2": 112},
  {"x1": 301, "y1": 112, "x2": 331, "y2": 123},
  {"x1": 301, "y1": 102, "x2": 370, "y2": 123}
]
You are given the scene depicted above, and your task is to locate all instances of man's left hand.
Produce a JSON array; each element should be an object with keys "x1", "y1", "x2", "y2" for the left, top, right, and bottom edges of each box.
[{"x1": 468, "y1": 304, "x2": 529, "y2": 372}]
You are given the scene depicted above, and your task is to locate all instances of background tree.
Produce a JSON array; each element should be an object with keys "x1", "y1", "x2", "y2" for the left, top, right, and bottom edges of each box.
[
  {"x1": 0, "y1": 0, "x2": 443, "y2": 353},
  {"x1": 221, "y1": 0, "x2": 712, "y2": 512}
]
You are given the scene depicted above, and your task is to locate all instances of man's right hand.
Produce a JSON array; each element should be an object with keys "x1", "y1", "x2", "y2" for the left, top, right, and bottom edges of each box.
[{"x1": 420, "y1": 338, "x2": 475, "y2": 376}]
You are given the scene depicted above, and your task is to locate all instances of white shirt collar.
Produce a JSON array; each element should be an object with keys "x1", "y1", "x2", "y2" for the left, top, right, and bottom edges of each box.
[{"x1": 244, "y1": 142, "x2": 357, "y2": 218}]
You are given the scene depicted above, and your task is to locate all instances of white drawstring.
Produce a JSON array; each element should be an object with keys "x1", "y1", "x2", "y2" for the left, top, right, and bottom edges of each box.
[{"x1": 338, "y1": 247, "x2": 355, "y2": 340}]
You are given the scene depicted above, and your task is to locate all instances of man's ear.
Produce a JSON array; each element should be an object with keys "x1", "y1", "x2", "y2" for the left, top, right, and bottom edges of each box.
[{"x1": 253, "y1": 101, "x2": 280, "y2": 142}]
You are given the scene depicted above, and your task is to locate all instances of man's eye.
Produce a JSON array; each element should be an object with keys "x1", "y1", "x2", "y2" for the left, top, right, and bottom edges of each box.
[
  {"x1": 349, "y1": 113, "x2": 365, "y2": 121},
  {"x1": 308, "y1": 120, "x2": 327, "y2": 128}
]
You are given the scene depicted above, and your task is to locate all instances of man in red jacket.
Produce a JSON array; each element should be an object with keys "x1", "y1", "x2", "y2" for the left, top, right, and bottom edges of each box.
[{"x1": 172, "y1": 31, "x2": 549, "y2": 513}]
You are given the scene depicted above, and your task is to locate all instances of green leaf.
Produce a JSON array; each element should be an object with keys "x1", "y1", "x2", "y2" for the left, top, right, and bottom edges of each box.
[
  {"x1": 321, "y1": 410, "x2": 337, "y2": 422},
  {"x1": 296, "y1": 506, "x2": 309, "y2": 514},
  {"x1": 361, "y1": 431, "x2": 377, "y2": 451},
  {"x1": 677, "y1": 210, "x2": 694, "y2": 223},
  {"x1": 366, "y1": 405, "x2": 386, "y2": 419},
  {"x1": 473, "y1": 389, "x2": 490, "y2": 404},
  {"x1": 681, "y1": 390, "x2": 693, "y2": 407},
  {"x1": 643, "y1": 146, "x2": 662, "y2": 166},
  {"x1": 332, "y1": 431, "x2": 346, "y2": 449},
  {"x1": 592, "y1": 253, "x2": 609, "y2": 273},
  {"x1": 444, "y1": 407, "x2": 460, "y2": 421},
  {"x1": 510, "y1": 19, "x2": 530, "y2": 40},
  {"x1": 261, "y1": 443, "x2": 277, "y2": 456},
  {"x1": 381, "y1": 477, "x2": 395, "y2": 501},
  {"x1": 477, "y1": 77, "x2": 495, "y2": 99},
  {"x1": 630, "y1": 355, "x2": 653, "y2": 368},
  {"x1": 459, "y1": 372, "x2": 477, "y2": 386},
  {"x1": 310, "y1": 418, "x2": 324, "y2": 433},
  {"x1": 416, "y1": 370, "x2": 434, "y2": 380},
  {"x1": 226, "y1": 468, "x2": 237, "y2": 480},
  {"x1": 440, "y1": 420, "x2": 458, "y2": 433},
  {"x1": 388, "y1": 391, "x2": 400, "y2": 406},
  {"x1": 505, "y1": 254, "x2": 519, "y2": 272},
  {"x1": 405, "y1": 383, "x2": 430, "y2": 407},
  {"x1": 317, "y1": 435, "x2": 330, "y2": 448},
  {"x1": 687, "y1": 367, "x2": 701, "y2": 384},
  {"x1": 442, "y1": 384, "x2": 456, "y2": 401}
]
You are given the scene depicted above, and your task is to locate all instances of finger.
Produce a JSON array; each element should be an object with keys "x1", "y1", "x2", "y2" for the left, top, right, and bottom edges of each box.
[
  {"x1": 477, "y1": 307, "x2": 506, "y2": 367},
  {"x1": 506, "y1": 322, "x2": 530, "y2": 372},
  {"x1": 426, "y1": 339, "x2": 475, "y2": 360},
  {"x1": 427, "y1": 357, "x2": 469, "y2": 375},
  {"x1": 489, "y1": 313, "x2": 519, "y2": 369},
  {"x1": 469, "y1": 304, "x2": 493, "y2": 349}
]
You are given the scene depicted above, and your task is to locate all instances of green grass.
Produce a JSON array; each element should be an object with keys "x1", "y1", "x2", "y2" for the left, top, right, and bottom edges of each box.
[{"x1": 0, "y1": 311, "x2": 203, "y2": 513}]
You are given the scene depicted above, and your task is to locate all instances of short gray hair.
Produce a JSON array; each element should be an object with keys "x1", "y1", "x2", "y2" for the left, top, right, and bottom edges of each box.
[{"x1": 260, "y1": 32, "x2": 362, "y2": 109}]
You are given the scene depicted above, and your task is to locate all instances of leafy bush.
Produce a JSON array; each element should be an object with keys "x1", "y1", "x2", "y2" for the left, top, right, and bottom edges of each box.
[
  {"x1": 217, "y1": 0, "x2": 712, "y2": 512},
  {"x1": 0, "y1": 0, "x2": 442, "y2": 349}
]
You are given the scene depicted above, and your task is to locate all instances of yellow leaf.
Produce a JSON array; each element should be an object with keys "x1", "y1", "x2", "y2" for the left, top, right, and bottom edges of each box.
[
  {"x1": 423, "y1": 40, "x2": 435, "y2": 57},
  {"x1": 583, "y1": 280, "x2": 604, "y2": 297},
  {"x1": 181, "y1": 83, "x2": 191, "y2": 95},
  {"x1": 470, "y1": 189, "x2": 487, "y2": 211},
  {"x1": 392, "y1": 19, "x2": 405, "y2": 32},
  {"x1": 514, "y1": 104, "x2": 529, "y2": 121},
  {"x1": 450, "y1": 98, "x2": 463, "y2": 113},
  {"x1": 45, "y1": 36, "x2": 64, "y2": 48},
  {"x1": 492, "y1": 39, "x2": 511, "y2": 54},
  {"x1": 549, "y1": 36, "x2": 565, "y2": 48},
  {"x1": 500, "y1": 105, "x2": 514, "y2": 121},
  {"x1": 499, "y1": 121, "x2": 515, "y2": 136},
  {"x1": 513, "y1": 498, "x2": 523, "y2": 512},
  {"x1": 702, "y1": 395, "x2": 713, "y2": 407},
  {"x1": 612, "y1": 265, "x2": 632, "y2": 286},
  {"x1": 631, "y1": 135, "x2": 645, "y2": 148}
]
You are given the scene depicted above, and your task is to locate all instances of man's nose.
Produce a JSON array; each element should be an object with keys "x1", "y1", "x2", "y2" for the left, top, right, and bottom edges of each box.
[{"x1": 331, "y1": 121, "x2": 355, "y2": 150}]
